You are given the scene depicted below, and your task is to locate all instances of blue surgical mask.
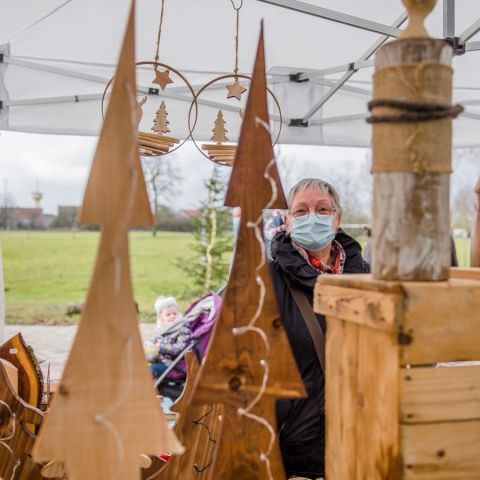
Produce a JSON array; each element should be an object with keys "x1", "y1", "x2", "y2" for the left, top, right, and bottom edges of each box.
[{"x1": 290, "y1": 213, "x2": 336, "y2": 251}]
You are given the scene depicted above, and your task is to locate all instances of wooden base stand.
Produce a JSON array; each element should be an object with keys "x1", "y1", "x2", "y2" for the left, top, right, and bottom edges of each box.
[{"x1": 314, "y1": 273, "x2": 480, "y2": 480}]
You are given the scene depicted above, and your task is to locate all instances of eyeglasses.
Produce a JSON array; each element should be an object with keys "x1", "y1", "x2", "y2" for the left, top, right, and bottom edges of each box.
[{"x1": 291, "y1": 207, "x2": 336, "y2": 218}]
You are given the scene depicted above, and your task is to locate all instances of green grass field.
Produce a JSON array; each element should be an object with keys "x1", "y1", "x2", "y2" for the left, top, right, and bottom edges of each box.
[
  {"x1": 0, "y1": 231, "x2": 472, "y2": 325},
  {"x1": 0, "y1": 231, "x2": 195, "y2": 324}
]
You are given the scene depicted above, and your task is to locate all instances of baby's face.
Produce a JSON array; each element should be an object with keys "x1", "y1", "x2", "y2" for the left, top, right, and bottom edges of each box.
[{"x1": 158, "y1": 305, "x2": 180, "y2": 325}]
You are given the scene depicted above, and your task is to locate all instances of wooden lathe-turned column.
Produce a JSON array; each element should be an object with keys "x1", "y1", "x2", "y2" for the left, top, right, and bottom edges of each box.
[
  {"x1": 370, "y1": 0, "x2": 460, "y2": 280},
  {"x1": 471, "y1": 177, "x2": 480, "y2": 267}
]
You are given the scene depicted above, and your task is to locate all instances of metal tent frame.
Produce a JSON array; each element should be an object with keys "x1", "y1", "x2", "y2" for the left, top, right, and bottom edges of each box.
[{"x1": 0, "y1": 0, "x2": 480, "y2": 144}]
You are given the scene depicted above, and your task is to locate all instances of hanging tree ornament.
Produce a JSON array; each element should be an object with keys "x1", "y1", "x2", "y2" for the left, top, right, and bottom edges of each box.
[
  {"x1": 189, "y1": 74, "x2": 282, "y2": 166},
  {"x1": 188, "y1": 0, "x2": 282, "y2": 166},
  {"x1": 101, "y1": 0, "x2": 197, "y2": 158}
]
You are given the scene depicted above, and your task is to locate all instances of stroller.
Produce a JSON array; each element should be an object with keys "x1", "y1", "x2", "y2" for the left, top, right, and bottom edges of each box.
[{"x1": 154, "y1": 291, "x2": 222, "y2": 401}]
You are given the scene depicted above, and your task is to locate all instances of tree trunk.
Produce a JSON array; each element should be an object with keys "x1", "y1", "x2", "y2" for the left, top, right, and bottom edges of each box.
[{"x1": 371, "y1": 38, "x2": 453, "y2": 281}]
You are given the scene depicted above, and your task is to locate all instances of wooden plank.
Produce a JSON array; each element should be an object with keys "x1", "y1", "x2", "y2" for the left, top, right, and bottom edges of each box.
[
  {"x1": 138, "y1": 130, "x2": 180, "y2": 143},
  {"x1": 450, "y1": 267, "x2": 480, "y2": 280},
  {"x1": 402, "y1": 420, "x2": 480, "y2": 479},
  {"x1": 201, "y1": 144, "x2": 237, "y2": 151},
  {"x1": 401, "y1": 280, "x2": 480, "y2": 364},
  {"x1": 138, "y1": 138, "x2": 171, "y2": 152},
  {"x1": 314, "y1": 285, "x2": 400, "y2": 332},
  {"x1": 0, "y1": 359, "x2": 18, "y2": 394},
  {"x1": 355, "y1": 325, "x2": 400, "y2": 480},
  {"x1": 325, "y1": 317, "x2": 359, "y2": 480},
  {"x1": 401, "y1": 364, "x2": 480, "y2": 423},
  {"x1": 316, "y1": 273, "x2": 404, "y2": 294}
]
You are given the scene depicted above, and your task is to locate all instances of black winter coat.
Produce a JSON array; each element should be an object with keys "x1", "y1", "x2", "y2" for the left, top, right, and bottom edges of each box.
[{"x1": 269, "y1": 230, "x2": 370, "y2": 479}]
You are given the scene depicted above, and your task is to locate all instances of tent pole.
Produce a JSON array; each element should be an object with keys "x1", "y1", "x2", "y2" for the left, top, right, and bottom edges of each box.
[
  {"x1": 443, "y1": 0, "x2": 455, "y2": 38},
  {"x1": 301, "y1": 13, "x2": 407, "y2": 122},
  {"x1": 257, "y1": 0, "x2": 401, "y2": 37},
  {"x1": 459, "y1": 17, "x2": 480, "y2": 45},
  {"x1": 466, "y1": 41, "x2": 480, "y2": 52},
  {"x1": 0, "y1": 44, "x2": 10, "y2": 130}
]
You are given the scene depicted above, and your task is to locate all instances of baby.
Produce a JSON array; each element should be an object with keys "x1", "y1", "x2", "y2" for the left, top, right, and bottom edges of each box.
[{"x1": 146, "y1": 296, "x2": 192, "y2": 379}]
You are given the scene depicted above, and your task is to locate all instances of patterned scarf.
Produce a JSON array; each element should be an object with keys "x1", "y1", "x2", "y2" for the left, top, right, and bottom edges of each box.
[{"x1": 295, "y1": 239, "x2": 346, "y2": 274}]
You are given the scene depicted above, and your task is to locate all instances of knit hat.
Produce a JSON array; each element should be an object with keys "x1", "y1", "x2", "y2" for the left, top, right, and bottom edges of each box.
[{"x1": 154, "y1": 296, "x2": 178, "y2": 316}]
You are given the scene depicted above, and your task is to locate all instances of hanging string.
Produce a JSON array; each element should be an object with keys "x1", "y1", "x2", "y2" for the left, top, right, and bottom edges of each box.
[
  {"x1": 154, "y1": 0, "x2": 167, "y2": 66},
  {"x1": 0, "y1": 400, "x2": 21, "y2": 480},
  {"x1": 230, "y1": 116, "x2": 278, "y2": 480},
  {"x1": 229, "y1": 0, "x2": 243, "y2": 75}
]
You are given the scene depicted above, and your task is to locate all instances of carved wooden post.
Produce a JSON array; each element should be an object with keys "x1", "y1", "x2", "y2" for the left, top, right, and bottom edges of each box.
[
  {"x1": 370, "y1": 0, "x2": 458, "y2": 280},
  {"x1": 471, "y1": 177, "x2": 480, "y2": 267}
]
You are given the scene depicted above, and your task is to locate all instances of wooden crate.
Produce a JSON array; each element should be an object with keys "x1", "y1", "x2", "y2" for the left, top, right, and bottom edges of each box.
[{"x1": 314, "y1": 274, "x2": 480, "y2": 480}]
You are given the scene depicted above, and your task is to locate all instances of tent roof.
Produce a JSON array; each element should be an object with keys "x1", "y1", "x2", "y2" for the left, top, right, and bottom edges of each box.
[{"x1": 1, "y1": 0, "x2": 480, "y2": 147}]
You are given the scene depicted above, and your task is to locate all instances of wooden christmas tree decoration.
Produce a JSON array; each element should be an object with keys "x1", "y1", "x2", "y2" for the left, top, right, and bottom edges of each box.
[
  {"x1": 138, "y1": 100, "x2": 179, "y2": 156},
  {"x1": 0, "y1": 361, "x2": 44, "y2": 480},
  {"x1": 153, "y1": 100, "x2": 171, "y2": 135},
  {"x1": 156, "y1": 352, "x2": 224, "y2": 480},
  {"x1": 201, "y1": 110, "x2": 237, "y2": 166},
  {"x1": 191, "y1": 24, "x2": 305, "y2": 480},
  {"x1": 32, "y1": 3, "x2": 183, "y2": 479}
]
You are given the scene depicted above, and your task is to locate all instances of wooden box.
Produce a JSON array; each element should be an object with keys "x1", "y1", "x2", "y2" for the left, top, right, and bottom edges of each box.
[{"x1": 314, "y1": 273, "x2": 480, "y2": 480}]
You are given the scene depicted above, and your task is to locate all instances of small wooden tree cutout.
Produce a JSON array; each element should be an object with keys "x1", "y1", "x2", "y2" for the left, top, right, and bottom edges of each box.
[
  {"x1": 211, "y1": 110, "x2": 229, "y2": 143},
  {"x1": 191, "y1": 24, "x2": 305, "y2": 480},
  {"x1": 138, "y1": 99, "x2": 179, "y2": 157},
  {"x1": 32, "y1": 3, "x2": 183, "y2": 479},
  {"x1": 201, "y1": 110, "x2": 237, "y2": 166},
  {"x1": 152, "y1": 100, "x2": 171, "y2": 135}
]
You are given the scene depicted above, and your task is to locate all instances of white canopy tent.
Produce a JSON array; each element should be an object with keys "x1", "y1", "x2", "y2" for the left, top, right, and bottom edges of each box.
[{"x1": 1, "y1": 0, "x2": 480, "y2": 148}]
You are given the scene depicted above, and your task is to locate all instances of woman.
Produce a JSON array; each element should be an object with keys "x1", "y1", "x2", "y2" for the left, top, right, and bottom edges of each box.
[{"x1": 269, "y1": 178, "x2": 370, "y2": 480}]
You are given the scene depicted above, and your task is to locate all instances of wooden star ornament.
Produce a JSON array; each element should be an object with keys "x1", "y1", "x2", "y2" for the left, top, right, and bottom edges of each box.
[
  {"x1": 226, "y1": 78, "x2": 247, "y2": 100},
  {"x1": 153, "y1": 68, "x2": 174, "y2": 90}
]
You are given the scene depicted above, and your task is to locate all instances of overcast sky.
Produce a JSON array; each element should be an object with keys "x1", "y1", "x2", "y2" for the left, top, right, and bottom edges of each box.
[{"x1": 0, "y1": 130, "x2": 369, "y2": 214}]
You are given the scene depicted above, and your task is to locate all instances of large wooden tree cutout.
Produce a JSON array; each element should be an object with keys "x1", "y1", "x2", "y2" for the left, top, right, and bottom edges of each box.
[
  {"x1": 192, "y1": 24, "x2": 305, "y2": 480},
  {"x1": 32, "y1": 2, "x2": 182, "y2": 479}
]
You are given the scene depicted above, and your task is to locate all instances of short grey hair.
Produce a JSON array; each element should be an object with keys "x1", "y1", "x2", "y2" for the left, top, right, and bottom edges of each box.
[{"x1": 287, "y1": 178, "x2": 342, "y2": 215}]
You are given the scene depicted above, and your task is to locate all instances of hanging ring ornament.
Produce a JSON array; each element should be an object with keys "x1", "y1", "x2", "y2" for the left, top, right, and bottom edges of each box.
[
  {"x1": 101, "y1": 61, "x2": 198, "y2": 157},
  {"x1": 187, "y1": 74, "x2": 283, "y2": 164}
]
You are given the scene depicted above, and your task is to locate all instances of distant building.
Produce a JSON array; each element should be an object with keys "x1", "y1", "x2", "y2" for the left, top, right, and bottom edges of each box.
[
  {"x1": 177, "y1": 209, "x2": 200, "y2": 220},
  {"x1": 0, "y1": 207, "x2": 54, "y2": 229}
]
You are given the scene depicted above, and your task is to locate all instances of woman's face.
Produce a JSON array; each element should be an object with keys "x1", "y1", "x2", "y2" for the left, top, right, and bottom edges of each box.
[{"x1": 287, "y1": 187, "x2": 341, "y2": 233}]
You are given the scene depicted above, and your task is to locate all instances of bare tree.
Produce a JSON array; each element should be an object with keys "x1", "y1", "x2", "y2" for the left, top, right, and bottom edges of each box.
[
  {"x1": 451, "y1": 148, "x2": 480, "y2": 231},
  {"x1": 142, "y1": 156, "x2": 182, "y2": 236},
  {"x1": 0, "y1": 189, "x2": 15, "y2": 230}
]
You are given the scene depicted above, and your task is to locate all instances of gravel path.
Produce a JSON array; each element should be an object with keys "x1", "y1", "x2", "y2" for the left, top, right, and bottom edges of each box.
[{"x1": 4, "y1": 324, "x2": 157, "y2": 381}]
